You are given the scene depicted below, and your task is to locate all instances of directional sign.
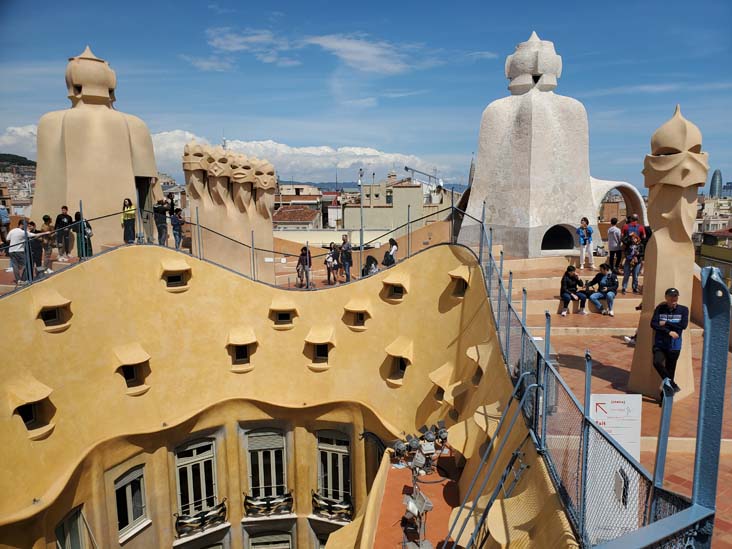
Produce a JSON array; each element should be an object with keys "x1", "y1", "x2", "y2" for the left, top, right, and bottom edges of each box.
[{"x1": 589, "y1": 394, "x2": 642, "y2": 461}]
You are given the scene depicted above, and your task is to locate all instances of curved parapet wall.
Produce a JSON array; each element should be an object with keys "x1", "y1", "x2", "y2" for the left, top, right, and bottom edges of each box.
[{"x1": 0, "y1": 245, "x2": 574, "y2": 548}]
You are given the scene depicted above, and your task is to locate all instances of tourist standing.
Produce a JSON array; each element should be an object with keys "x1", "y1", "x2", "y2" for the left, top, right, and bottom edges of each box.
[
  {"x1": 621, "y1": 233, "x2": 643, "y2": 294},
  {"x1": 73, "y1": 211, "x2": 93, "y2": 259},
  {"x1": 6, "y1": 220, "x2": 28, "y2": 285},
  {"x1": 585, "y1": 263, "x2": 618, "y2": 316},
  {"x1": 153, "y1": 200, "x2": 168, "y2": 246},
  {"x1": 166, "y1": 192, "x2": 176, "y2": 217},
  {"x1": 0, "y1": 202, "x2": 10, "y2": 255},
  {"x1": 171, "y1": 208, "x2": 185, "y2": 250},
  {"x1": 559, "y1": 265, "x2": 588, "y2": 316},
  {"x1": 621, "y1": 213, "x2": 646, "y2": 242},
  {"x1": 341, "y1": 234, "x2": 353, "y2": 283},
  {"x1": 607, "y1": 217, "x2": 622, "y2": 274},
  {"x1": 576, "y1": 217, "x2": 594, "y2": 270},
  {"x1": 27, "y1": 221, "x2": 44, "y2": 279},
  {"x1": 54, "y1": 206, "x2": 73, "y2": 261},
  {"x1": 325, "y1": 242, "x2": 339, "y2": 285},
  {"x1": 651, "y1": 288, "x2": 688, "y2": 394},
  {"x1": 121, "y1": 198, "x2": 136, "y2": 244},
  {"x1": 40, "y1": 215, "x2": 55, "y2": 273},
  {"x1": 296, "y1": 246, "x2": 312, "y2": 288}
]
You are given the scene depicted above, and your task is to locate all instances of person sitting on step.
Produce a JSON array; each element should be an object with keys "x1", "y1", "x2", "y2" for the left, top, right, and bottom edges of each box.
[
  {"x1": 559, "y1": 265, "x2": 588, "y2": 317},
  {"x1": 584, "y1": 263, "x2": 618, "y2": 317}
]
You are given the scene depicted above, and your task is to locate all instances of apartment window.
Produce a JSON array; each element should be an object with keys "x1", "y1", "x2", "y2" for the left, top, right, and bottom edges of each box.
[
  {"x1": 165, "y1": 272, "x2": 186, "y2": 287},
  {"x1": 115, "y1": 466, "x2": 147, "y2": 536},
  {"x1": 16, "y1": 402, "x2": 37, "y2": 428},
  {"x1": 390, "y1": 357, "x2": 409, "y2": 381},
  {"x1": 454, "y1": 278, "x2": 468, "y2": 297},
  {"x1": 38, "y1": 304, "x2": 71, "y2": 327},
  {"x1": 317, "y1": 431, "x2": 351, "y2": 501},
  {"x1": 40, "y1": 308, "x2": 59, "y2": 324},
  {"x1": 176, "y1": 440, "x2": 217, "y2": 515},
  {"x1": 55, "y1": 507, "x2": 86, "y2": 549},
  {"x1": 250, "y1": 532, "x2": 292, "y2": 549},
  {"x1": 354, "y1": 312, "x2": 365, "y2": 326},
  {"x1": 247, "y1": 430, "x2": 287, "y2": 498}
]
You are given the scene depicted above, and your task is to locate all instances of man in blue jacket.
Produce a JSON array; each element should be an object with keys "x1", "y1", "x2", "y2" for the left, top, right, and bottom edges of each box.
[{"x1": 651, "y1": 288, "x2": 688, "y2": 394}]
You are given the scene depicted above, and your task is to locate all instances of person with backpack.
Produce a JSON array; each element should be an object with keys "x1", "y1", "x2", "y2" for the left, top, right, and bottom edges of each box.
[
  {"x1": 585, "y1": 263, "x2": 618, "y2": 316},
  {"x1": 621, "y1": 213, "x2": 646, "y2": 244},
  {"x1": 382, "y1": 238, "x2": 398, "y2": 267},
  {"x1": 559, "y1": 265, "x2": 588, "y2": 316},
  {"x1": 576, "y1": 217, "x2": 594, "y2": 270},
  {"x1": 621, "y1": 232, "x2": 643, "y2": 294}
]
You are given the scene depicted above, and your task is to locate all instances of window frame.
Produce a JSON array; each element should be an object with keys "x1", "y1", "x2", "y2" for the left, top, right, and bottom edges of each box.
[
  {"x1": 246, "y1": 429, "x2": 288, "y2": 499},
  {"x1": 249, "y1": 531, "x2": 293, "y2": 549},
  {"x1": 316, "y1": 430, "x2": 351, "y2": 502},
  {"x1": 114, "y1": 466, "x2": 147, "y2": 537},
  {"x1": 314, "y1": 344, "x2": 329, "y2": 362},
  {"x1": 175, "y1": 439, "x2": 218, "y2": 516},
  {"x1": 233, "y1": 344, "x2": 250, "y2": 364},
  {"x1": 55, "y1": 506, "x2": 87, "y2": 549}
]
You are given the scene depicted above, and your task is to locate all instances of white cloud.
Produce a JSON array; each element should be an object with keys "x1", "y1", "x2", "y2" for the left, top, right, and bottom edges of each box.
[
  {"x1": 467, "y1": 51, "x2": 499, "y2": 60},
  {"x1": 205, "y1": 27, "x2": 299, "y2": 67},
  {"x1": 579, "y1": 82, "x2": 732, "y2": 98},
  {"x1": 342, "y1": 97, "x2": 378, "y2": 108},
  {"x1": 0, "y1": 124, "x2": 37, "y2": 157},
  {"x1": 207, "y1": 3, "x2": 235, "y2": 14},
  {"x1": 303, "y1": 34, "x2": 409, "y2": 74},
  {"x1": 179, "y1": 55, "x2": 234, "y2": 72}
]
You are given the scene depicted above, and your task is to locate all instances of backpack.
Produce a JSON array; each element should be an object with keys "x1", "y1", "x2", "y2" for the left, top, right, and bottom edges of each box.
[
  {"x1": 382, "y1": 251, "x2": 395, "y2": 266},
  {"x1": 623, "y1": 223, "x2": 641, "y2": 248}
]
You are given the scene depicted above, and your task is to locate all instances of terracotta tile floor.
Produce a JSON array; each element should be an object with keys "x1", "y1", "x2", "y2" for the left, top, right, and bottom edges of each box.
[{"x1": 553, "y1": 333, "x2": 732, "y2": 546}]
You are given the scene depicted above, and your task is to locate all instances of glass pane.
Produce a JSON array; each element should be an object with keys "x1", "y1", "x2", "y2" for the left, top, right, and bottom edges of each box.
[
  {"x1": 250, "y1": 451, "x2": 260, "y2": 496},
  {"x1": 68, "y1": 511, "x2": 82, "y2": 549},
  {"x1": 274, "y1": 449, "x2": 284, "y2": 495},
  {"x1": 116, "y1": 486, "x2": 129, "y2": 530},
  {"x1": 192, "y1": 463, "x2": 202, "y2": 511},
  {"x1": 178, "y1": 467, "x2": 189, "y2": 514},
  {"x1": 131, "y1": 478, "x2": 144, "y2": 520},
  {"x1": 263, "y1": 450, "x2": 272, "y2": 497},
  {"x1": 343, "y1": 454, "x2": 351, "y2": 497},
  {"x1": 332, "y1": 453, "x2": 340, "y2": 500},
  {"x1": 204, "y1": 459, "x2": 215, "y2": 508},
  {"x1": 319, "y1": 451, "x2": 328, "y2": 495}
]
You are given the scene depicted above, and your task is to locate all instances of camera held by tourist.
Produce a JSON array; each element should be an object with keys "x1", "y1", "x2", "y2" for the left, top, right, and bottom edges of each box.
[{"x1": 559, "y1": 265, "x2": 588, "y2": 316}]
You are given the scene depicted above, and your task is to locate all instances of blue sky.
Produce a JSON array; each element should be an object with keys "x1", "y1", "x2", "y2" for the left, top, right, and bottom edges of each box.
[{"x1": 0, "y1": 0, "x2": 730, "y2": 190}]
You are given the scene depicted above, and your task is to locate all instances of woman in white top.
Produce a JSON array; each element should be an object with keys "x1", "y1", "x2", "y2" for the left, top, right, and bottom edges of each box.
[{"x1": 381, "y1": 237, "x2": 398, "y2": 267}]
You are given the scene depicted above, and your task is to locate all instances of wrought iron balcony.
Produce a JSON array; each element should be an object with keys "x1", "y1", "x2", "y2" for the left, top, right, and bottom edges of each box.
[
  {"x1": 311, "y1": 490, "x2": 353, "y2": 522},
  {"x1": 173, "y1": 497, "x2": 227, "y2": 538},
  {"x1": 243, "y1": 491, "x2": 294, "y2": 517}
]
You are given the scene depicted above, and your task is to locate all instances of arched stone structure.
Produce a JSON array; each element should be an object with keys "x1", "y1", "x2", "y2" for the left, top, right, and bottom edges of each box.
[
  {"x1": 541, "y1": 224, "x2": 575, "y2": 250},
  {"x1": 591, "y1": 178, "x2": 647, "y2": 225}
]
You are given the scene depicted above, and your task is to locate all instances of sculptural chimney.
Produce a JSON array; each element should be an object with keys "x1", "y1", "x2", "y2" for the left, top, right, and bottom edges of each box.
[
  {"x1": 628, "y1": 106, "x2": 709, "y2": 400},
  {"x1": 33, "y1": 46, "x2": 160, "y2": 247}
]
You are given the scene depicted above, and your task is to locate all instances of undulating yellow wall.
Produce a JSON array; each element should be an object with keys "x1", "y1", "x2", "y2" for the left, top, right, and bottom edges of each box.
[{"x1": 0, "y1": 244, "x2": 575, "y2": 548}]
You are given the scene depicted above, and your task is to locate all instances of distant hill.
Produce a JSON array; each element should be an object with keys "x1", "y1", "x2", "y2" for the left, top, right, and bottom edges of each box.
[
  {"x1": 0, "y1": 154, "x2": 36, "y2": 168},
  {"x1": 288, "y1": 181, "x2": 469, "y2": 193}
]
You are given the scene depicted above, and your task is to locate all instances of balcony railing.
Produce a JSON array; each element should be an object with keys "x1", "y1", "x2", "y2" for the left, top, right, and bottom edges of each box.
[{"x1": 243, "y1": 491, "x2": 294, "y2": 517}]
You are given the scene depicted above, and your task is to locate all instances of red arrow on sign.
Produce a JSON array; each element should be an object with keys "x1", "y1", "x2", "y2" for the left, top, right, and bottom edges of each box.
[{"x1": 595, "y1": 402, "x2": 608, "y2": 415}]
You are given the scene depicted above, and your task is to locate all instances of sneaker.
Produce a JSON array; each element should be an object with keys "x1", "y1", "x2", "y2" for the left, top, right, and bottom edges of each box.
[
  {"x1": 560, "y1": 309, "x2": 568, "y2": 317},
  {"x1": 621, "y1": 288, "x2": 626, "y2": 294},
  {"x1": 632, "y1": 289, "x2": 639, "y2": 294},
  {"x1": 578, "y1": 308, "x2": 588, "y2": 315},
  {"x1": 4, "y1": 267, "x2": 11, "y2": 273},
  {"x1": 608, "y1": 310, "x2": 615, "y2": 317},
  {"x1": 623, "y1": 336, "x2": 636, "y2": 346},
  {"x1": 601, "y1": 308, "x2": 609, "y2": 315},
  {"x1": 671, "y1": 381, "x2": 681, "y2": 393},
  {"x1": 45, "y1": 268, "x2": 53, "y2": 273}
]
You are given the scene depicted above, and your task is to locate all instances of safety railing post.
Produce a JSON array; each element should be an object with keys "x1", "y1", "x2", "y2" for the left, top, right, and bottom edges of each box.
[
  {"x1": 135, "y1": 186, "x2": 145, "y2": 244},
  {"x1": 407, "y1": 204, "x2": 411, "y2": 258},
  {"x1": 79, "y1": 199, "x2": 86, "y2": 260},
  {"x1": 540, "y1": 311, "x2": 551, "y2": 450},
  {"x1": 450, "y1": 190, "x2": 455, "y2": 243},
  {"x1": 487, "y1": 227, "x2": 494, "y2": 287},
  {"x1": 305, "y1": 240, "x2": 311, "y2": 289},
  {"x1": 478, "y1": 201, "x2": 486, "y2": 266},
  {"x1": 650, "y1": 379, "x2": 675, "y2": 521},
  {"x1": 505, "y1": 271, "x2": 513, "y2": 364},
  {"x1": 496, "y1": 251, "x2": 504, "y2": 336},
  {"x1": 579, "y1": 350, "x2": 593, "y2": 544},
  {"x1": 251, "y1": 230, "x2": 256, "y2": 280},
  {"x1": 521, "y1": 287, "x2": 527, "y2": 325},
  {"x1": 195, "y1": 207, "x2": 203, "y2": 260},
  {"x1": 22, "y1": 217, "x2": 32, "y2": 284}
]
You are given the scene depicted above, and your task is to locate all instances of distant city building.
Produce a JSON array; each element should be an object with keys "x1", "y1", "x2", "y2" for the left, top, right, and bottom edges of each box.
[
  {"x1": 273, "y1": 205, "x2": 322, "y2": 230},
  {"x1": 709, "y1": 169, "x2": 723, "y2": 198}
]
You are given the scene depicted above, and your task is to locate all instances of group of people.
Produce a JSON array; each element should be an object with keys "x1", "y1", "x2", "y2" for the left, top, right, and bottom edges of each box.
[
  {"x1": 295, "y1": 234, "x2": 399, "y2": 289},
  {"x1": 1, "y1": 205, "x2": 92, "y2": 286},
  {"x1": 577, "y1": 214, "x2": 651, "y2": 295},
  {"x1": 560, "y1": 263, "x2": 618, "y2": 316},
  {"x1": 123, "y1": 194, "x2": 185, "y2": 250}
]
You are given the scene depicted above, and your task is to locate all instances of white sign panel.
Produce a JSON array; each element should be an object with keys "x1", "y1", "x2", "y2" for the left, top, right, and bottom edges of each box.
[{"x1": 589, "y1": 393, "x2": 642, "y2": 461}]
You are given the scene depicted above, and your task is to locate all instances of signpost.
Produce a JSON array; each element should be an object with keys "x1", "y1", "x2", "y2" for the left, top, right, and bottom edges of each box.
[{"x1": 589, "y1": 393, "x2": 642, "y2": 461}]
